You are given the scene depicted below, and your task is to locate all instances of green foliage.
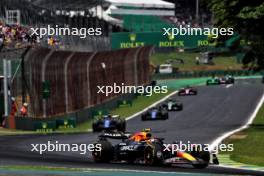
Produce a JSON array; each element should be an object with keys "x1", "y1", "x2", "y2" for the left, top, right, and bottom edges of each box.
[{"x1": 204, "y1": 0, "x2": 264, "y2": 69}]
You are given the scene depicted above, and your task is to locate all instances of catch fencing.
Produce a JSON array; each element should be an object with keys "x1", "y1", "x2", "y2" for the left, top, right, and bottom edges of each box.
[{"x1": 24, "y1": 46, "x2": 153, "y2": 118}]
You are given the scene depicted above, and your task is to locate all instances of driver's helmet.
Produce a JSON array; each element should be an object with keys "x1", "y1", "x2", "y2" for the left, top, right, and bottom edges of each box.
[
  {"x1": 167, "y1": 98, "x2": 173, "y2": 102},
  {"x1": 104, "y1": 114, "x2": 112, "y2": 119},
  {"x1": 142, "y1": 128, "x2": 151, "y2": 133},
  {"x1": 130, "y1": 128, "x2": 152, "y2": 142}
]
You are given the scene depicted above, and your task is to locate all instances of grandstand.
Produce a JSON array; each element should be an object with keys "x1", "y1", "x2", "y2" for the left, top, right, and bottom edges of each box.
[
  {"x1": 105, "y1": 0, "x2": 211, "y2": 32},
  {"x1": 105, "y1": 0, "x2": 175, "y2": 32}
]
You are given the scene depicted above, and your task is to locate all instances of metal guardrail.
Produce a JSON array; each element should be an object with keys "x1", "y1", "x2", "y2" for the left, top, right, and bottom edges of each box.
[{"x1": 153, "y1": 70, "x2": 262, "y2": 80}]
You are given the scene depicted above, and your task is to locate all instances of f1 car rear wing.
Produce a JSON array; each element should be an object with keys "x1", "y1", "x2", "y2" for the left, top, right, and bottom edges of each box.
[{"x1": 99, "y1": 132, "x2": 131, "y2": 139}]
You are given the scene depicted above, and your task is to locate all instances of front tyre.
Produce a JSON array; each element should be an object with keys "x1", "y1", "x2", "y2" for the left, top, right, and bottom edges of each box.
[
  {"x1": 141, "y1": 115, "x2": 147, "y2": 121},
  {"x1": 144, "y1": 146, "x2": 154, "y2": 165},
  {"x1": 144, "y1": 143, "x2": 163, "y2": 166},
  {"x1": 192, "y1": 151, "x2": 210, "y2": 169}
]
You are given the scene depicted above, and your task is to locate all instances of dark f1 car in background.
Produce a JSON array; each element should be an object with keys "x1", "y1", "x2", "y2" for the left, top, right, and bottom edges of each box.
[
  {"x1": 162, "y1": 99, "x2": 183, "y2": 111},
  {"x1": 219, "y1": 75, "x2": 235, "y2": 84},
  {"x1": 92, "y1": 129, "x2": 217, "y2": 169},
  {"x1": 207, "y1": 75, "x2": 234, "y2": 85},
  {"x1": 206, "y1": 77, "x2": 220, "y2": 85},
  {"x1": 92, "y1": 115, "x2": 126, "y2": 132},
  {"x1": 178, "y1": 86, "x2": 197, "y2": 96},
  {"x1": 141, "y1": 107, "x2": 168, "y2": 121}
]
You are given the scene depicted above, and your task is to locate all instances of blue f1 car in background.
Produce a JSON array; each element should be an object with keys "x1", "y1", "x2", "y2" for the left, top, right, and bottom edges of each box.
[
  {"x1": 141, "y1": 107, "x2": 168, "y2": 121},
  {"x1": 92, "y1": 115, "x2": 126, "y2": 132}
]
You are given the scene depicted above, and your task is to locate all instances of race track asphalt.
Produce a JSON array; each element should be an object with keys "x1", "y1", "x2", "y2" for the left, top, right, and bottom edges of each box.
[{"x1": 0, "y1": 79, "x2": 263, "y2": 175}]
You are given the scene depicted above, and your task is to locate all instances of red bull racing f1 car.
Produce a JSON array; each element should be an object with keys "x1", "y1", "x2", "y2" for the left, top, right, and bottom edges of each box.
[{"x1": 92, "y1": 129, "x2": 218, "y2": 169}]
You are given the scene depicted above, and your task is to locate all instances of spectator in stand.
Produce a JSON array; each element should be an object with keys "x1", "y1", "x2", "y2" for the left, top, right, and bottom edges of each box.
[{"x1": 0, "y1": 20, "x2": 40, "y2": 49}]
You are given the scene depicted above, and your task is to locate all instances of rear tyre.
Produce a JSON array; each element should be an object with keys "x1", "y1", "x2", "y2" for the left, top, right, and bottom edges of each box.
[
  {"x1": 92, "y1": 140, "x2": 113, "y2": 163},
  {"x1": 141, "y1": 115, "x2": 147, "y2": 121},
  {"x1": 178, "y1": 105, "x2": 183, "y2": 111},
  {"x1": 163, "y1": 113, "x2": 169, "y2": 120},
  {"x1": 92, "y1": 123, "x2": 99, "y2": 132},
  {"x1": 119, "y1": 120, "x2": 126, "y2": 132}
]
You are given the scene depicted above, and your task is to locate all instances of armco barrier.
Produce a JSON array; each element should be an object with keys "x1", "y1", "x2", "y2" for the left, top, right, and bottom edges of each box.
[
  {"x1": 56, "y1": 118, "x2": 76, "y2": 129},
  {"x1": 34, "y1": 121, "x2": 56, "y2": 132},
  {"x1": 153, "y1": 70, "x2": 260, "y2": 80},
  {"x1": 14, "y1": 92, "x2": 137, "y2": 130},
  {"x1": 91, "y1": 109, "x2": 109, "y2": 117},
  {"x1": 117, "y1": 100, "x2": 133, "y2": 107}
]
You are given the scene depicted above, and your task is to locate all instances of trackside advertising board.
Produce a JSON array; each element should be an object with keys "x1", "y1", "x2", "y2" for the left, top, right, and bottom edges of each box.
[{"x1": 111, "y1": 32, "x2": 214, "y2": 49}]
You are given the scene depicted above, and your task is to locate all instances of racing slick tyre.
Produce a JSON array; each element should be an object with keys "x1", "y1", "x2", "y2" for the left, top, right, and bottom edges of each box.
[
  {"x1": 178, "y1": 105, "x2": 183, "y2": 111},
  {"x1": 191, "y1": 150, "x2": 210, "y2": 169},
  {"x1": 141, "y1": 115, "x2": 147, "y2": 121},
  {"x1": 92, "y1": 140, "x2": 113, "y2": 163},
  {"x1": 92, "y1": 123, "x2": 99, "y2": 132},
  {"x1": 144, "y1": 143, "x2": 163, "y2": 166},
  {"x1": 161, "y1": 110, "x2": 169, "y2": 120},
  {"x1": 163, "y1": 113, "x2": 169, "y2": 120},
  {"x1": 117, "y1": 120, "x2": 126, "y2": 132}
]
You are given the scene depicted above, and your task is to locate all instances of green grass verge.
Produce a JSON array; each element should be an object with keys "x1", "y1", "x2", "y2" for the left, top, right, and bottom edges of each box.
[
  {"x1": 222, "y1": 105, "x2": 264, "y2": 166},
  {"x1": 111, "y1": 90, "x2": 173, "y2": 118},
  {"x1": 150, "y1": 52, "x2": 242, "y2": 71}
]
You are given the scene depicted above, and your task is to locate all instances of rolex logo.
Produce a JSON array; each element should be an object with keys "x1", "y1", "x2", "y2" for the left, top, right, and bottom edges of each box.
[
  {"x1": 168, "y1": 32, "x2": 174, "y2": 41},
  {"x1": 64, "y1": 120, "x2": 68, "y2": 125},
  {"x1": 129, "y1": 33, "x2": 136, "y2": 42},
  {"x1": 42, "y1": 122, "x2": 47, "y2": 129}
]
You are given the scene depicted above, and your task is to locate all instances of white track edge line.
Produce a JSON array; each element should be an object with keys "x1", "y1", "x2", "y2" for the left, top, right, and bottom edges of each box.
[
  {"x1": 217, "y1": 165, "x2": 264, "y2": 172},
  {"x1": 82, "y1": 168, "x2": 191, "y2": 175},
  {"x1": 210, "y1": 92, "x2": 264, "y2": 151},
  {"x1": 125, "y1": 90, "x2": 179, "y2": 121}
]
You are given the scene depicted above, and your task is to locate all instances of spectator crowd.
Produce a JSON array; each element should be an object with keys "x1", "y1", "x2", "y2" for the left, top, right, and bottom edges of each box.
[
  {"x1": 0, "y1": 20, "x2": 40, "y2": 49},
  {"x1": 0, "y1": 20, "x2": 61, "y2": 50}
]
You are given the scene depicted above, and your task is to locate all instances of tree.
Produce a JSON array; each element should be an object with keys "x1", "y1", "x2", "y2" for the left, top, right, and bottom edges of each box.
[{"x1": 204, "y1": 0, "x2": 264, "y2": 69}]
